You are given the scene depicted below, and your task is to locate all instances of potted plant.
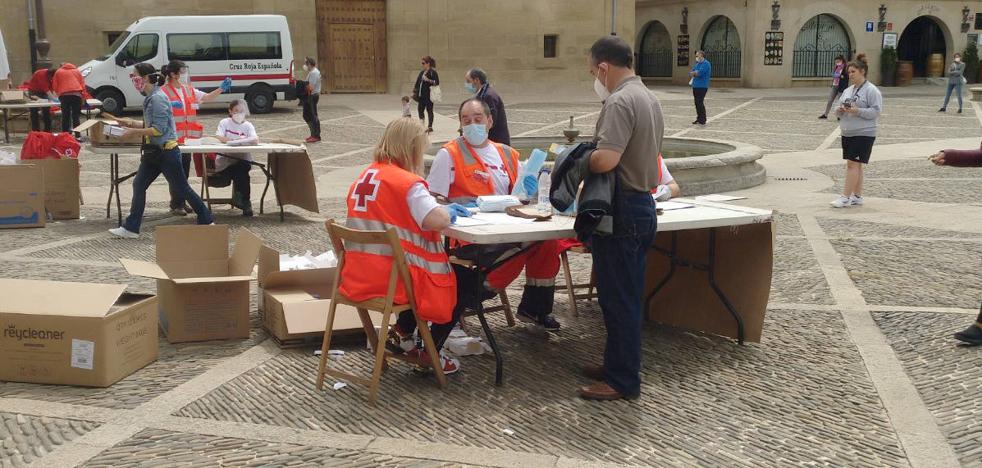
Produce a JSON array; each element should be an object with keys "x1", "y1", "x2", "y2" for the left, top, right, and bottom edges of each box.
[
  {"x1": 880, "y1": 46, "x2": 897, "y2": 87},
  {"x1": 964, "y1": 42, "x2": 980, "y2": 84}
]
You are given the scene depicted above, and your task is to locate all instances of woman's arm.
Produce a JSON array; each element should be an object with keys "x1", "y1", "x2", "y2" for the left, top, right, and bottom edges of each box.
[
  {"x1": 124, "y1": 94, "x2": 170, "y2": 138},
  {"x1": 855, "y1": 89, "x2": 882, "y2": 120},
  {"x1": 430, "y1": 70, "x2": 439, "y2": 86}
]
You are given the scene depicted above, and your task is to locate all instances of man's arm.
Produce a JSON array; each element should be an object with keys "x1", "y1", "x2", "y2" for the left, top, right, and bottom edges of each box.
[
  {"x1": 589, "y1": 148, "x2": 622, "y2": 173},
  {"x1": 590, "y1": 101, "x2": 631, "y2": 173}
]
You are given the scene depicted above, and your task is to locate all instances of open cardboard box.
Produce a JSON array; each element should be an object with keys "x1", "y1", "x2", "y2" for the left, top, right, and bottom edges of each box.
[
  {"x1": 0, "y1": 163, "x2": 45, "y2": 228},
  {"x1": 258, "y1": 245, "x2": 379, "y2": 346},
  {"x1": 0, "y1": 279, "x2": 158, "y2": 387},
  {"x1": 74, "y1": 118, "x2": 143, "y2": 146},
  {"x1": 121, "y1": 225, "x2": 262, "y2": 343}
]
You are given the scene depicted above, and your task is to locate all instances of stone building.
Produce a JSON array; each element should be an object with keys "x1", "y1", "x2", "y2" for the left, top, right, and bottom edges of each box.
[{"x1": 0, "y1": 0, "x2": 978, "y2": 94}]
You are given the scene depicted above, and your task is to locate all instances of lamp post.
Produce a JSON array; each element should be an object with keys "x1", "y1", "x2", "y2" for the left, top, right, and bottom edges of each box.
[
  {"x1": 962, "y1": 6, "x2": 971, "y2": 33},
  {"x1": 877, "y1": 4, "x2": 887, "y2": 33},
  {"x1": 771, "y1": 1, "x2": 781, "y2": 31}
]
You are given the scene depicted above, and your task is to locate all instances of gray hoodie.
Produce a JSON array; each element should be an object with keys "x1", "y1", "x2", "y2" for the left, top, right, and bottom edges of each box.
[
  {"x1": 837, "y1": 80, "x2": 882, "y2": 137},
  {"x1": 948, "y1": 61, "x2": 965, "y2": 80}
]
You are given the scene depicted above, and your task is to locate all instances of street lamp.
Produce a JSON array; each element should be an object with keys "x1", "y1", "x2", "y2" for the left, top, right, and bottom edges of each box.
[
  {"x1": 962, "y1": 6, "x2": 971, "y2": 33},
  {"x1": 771, "y1": 1, "x2": 781, "y2": 31},
  {"x1": 877, "y1": 4, "x2": 887, "y2": 32}
]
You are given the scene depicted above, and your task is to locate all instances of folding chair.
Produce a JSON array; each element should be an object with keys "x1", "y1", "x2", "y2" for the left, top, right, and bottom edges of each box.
[
  {"x1": 448, "y1": 256, "x2": 516, "y2": 330},
  {"x1": 559, "y1": 245, "x2": 598, "y2": 316},
  {"x1": 316, "y1": 219, "x2": 447, "y2": 405}
]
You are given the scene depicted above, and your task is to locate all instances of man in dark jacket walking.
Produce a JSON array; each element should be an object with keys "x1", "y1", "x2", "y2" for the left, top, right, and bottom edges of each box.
[{"x1": 465, "y1": 68, "x2": 510, "y2": 145}]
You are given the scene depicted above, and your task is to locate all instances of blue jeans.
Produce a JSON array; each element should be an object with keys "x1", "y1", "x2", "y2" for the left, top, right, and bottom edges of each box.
[
  {"x1": 589, "y1": 186, "x2": 657, "y2": 396},
  {"x1": 943, "y1": 81, "x2": 963, "y2": 110},
  {"x1": 123, "y1": 146, "x2": 213, "y2": 233}
]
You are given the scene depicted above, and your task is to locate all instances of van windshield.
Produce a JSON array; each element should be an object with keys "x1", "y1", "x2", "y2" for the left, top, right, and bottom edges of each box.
[{"x1": 98, "y1": 31, "x2": 131, "y2": 61}]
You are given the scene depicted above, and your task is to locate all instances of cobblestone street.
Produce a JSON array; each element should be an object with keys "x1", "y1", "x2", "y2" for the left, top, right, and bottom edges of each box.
[{"x1": 1, "y1": 84, "x2": 981, "y2": 467}]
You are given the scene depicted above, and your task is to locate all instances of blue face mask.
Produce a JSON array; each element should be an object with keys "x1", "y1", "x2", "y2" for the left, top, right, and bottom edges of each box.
[
  {"x1": 465, "y1": 82, "x2": 477, "y2": 93},
  {"x1": 462, "y1": 123, "x2": 488, "y2": 146}
]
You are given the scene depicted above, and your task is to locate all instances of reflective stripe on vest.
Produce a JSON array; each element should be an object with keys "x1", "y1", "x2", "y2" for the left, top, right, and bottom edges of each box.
[
  {"x1": 344, "y1": 217, "x2": 445, "y2": 255},
  {"x1": 343, "y1": 241, "x2": 452, "y2": 275},
  {"x1": 161, "y1": 84, "x2": 203, "y2": 139},
  {"x1": 443, "y1": 137, "x2": 519, "y2": 200}
]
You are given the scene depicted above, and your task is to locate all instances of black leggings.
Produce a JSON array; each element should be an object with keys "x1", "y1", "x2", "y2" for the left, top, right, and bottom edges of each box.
[
  {"x1": 418, "y1": 98, "x2": 434, "y2": 129},
  {"x1": 59, "y1": 94, "x2": 82, "y2": 134},
  {"x1": 394, "y1": 262, "x2": 487, "y2": 351}
]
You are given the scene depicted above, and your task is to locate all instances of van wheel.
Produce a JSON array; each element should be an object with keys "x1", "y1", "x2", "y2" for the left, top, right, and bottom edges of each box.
[
  {"x1": 246, "y1": 88, "x2": 275, "y2": 114},
  {"x1": 96, "y1": 88, "x2": 125, "y2": 115}
]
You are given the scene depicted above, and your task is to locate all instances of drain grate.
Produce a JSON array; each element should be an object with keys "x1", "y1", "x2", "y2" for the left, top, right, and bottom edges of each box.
[{"x1": 773, "y1": 177, "x2": 808, "y2": 181}]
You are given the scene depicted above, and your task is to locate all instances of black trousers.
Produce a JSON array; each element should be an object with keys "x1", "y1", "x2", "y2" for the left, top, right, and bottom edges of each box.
[
  {"x1": 30, "y1": 108, "x2": 52, "y2": 132},
  {"x1": 303, "y1": 93, "x2": 320, "y2": 137},
  {"x1": 169, "y1": 154, "x2": 193, "y2": 210},
  {"x1": 394, "y1": 263, "x2": 477, "y2": 352},
  {"x1": 59, "y1": 94, "x2": 82, "y2": 134},
  {"x1": 211, "y1": 160, "x2": 252, "y2": 201},
  {"x1": 693, "y1": 87, "x2": 708, "y2": 124},
  {"x1": 417, "y1": 98, "x2": 434, "y2": 129}
]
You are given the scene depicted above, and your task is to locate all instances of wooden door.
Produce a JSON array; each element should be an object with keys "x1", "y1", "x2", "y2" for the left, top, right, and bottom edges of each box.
[{"x1": 316, "y1": 0, "x2": 387, "y2": 93}]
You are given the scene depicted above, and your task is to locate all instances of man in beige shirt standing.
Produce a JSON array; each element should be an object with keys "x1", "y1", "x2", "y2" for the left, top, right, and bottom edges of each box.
[{"x1": 579, "y1": 35, "x2": 663, "y2": 401}]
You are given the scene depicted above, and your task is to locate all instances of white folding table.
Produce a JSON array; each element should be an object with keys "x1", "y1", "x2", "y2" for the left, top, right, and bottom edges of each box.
[{"x1": 0, "y1": 98, "x2": 101, "y2": 143}]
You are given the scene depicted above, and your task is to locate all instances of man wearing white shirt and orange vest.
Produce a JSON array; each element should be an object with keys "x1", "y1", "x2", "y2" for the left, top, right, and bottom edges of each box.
[
  {"x1": 161, "y1": 59, "x2": 231, "y2": 216},
  {"x1": 427, "y1": 98, "x2": 564, "y2": 331}
]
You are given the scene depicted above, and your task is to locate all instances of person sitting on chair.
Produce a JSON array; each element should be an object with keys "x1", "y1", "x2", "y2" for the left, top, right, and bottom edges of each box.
[
  {"x1": 212, "y1": 99, "x2": 257, "y2": 216},
  {"x1": 343, "y1": 117, "x2": 472, "y2": 374}
]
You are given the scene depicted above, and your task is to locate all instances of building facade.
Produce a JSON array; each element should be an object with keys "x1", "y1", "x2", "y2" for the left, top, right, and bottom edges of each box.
[{"x1": 1, "y1": 0, "x2": 978, "y2": 94}]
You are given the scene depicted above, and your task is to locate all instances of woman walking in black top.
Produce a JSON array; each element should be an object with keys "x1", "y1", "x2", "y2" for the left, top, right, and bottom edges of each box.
[{"x1": 413, "y1": 56, "x2": 439, "y2": 133}]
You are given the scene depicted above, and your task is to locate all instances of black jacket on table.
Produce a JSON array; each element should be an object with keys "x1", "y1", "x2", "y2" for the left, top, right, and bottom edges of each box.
[
  {"x1": 550, "y1": 142, "x2": 614, "y2": 243},
  {"x1": 477, "y1": 83, "x2": 511, "y2": 145}
]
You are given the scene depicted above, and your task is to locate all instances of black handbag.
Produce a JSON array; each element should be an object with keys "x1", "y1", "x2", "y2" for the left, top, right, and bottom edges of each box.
[{"x1": 140, "y1": 143, "x2": 163, "y2": 164}]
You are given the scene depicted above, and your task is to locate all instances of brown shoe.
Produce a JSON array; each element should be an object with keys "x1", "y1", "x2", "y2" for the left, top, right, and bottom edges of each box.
[
  {"x1": 582, "y1": 364, "x2": 604, "y2": 381},
  {"x1": 578, "y1": 382, "x2": 635, "y2": 401}
]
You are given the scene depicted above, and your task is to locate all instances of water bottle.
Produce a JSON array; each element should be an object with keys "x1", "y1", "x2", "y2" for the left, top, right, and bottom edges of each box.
[{"x1": 537, "y1": 169, "x2": 551, "y2": 214}]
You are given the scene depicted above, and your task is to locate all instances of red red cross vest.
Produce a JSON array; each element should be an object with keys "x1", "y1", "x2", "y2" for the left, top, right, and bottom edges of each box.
[
  {"x1": 442, "y1": 137, "x2": 519, "y2": 203},
  {"x1": 340, "y1": 162, "x2": 456, "y2": 323},
  {"x1": 160, "y1": 83, "x2": 204, "y2": 143}
]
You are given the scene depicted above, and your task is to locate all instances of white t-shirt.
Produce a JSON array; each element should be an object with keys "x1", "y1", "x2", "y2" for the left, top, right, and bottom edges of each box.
[
  {"x1": 215, "y1": 118, "x2": 258, "y2": 172},
  {"x1": 659, "y1": 158, "x2": 673, "y2": 185},
  {"x1": 407, "y1": 182, "x2": 441, "y2": 229},
  {"x1": 427, "y1": 144, "x2": 511, "y2": 197}
]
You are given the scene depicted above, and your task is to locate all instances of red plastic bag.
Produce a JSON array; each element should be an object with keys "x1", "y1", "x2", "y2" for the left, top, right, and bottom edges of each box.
[{"x1": 20, "y1": 131, "x2": 79, "y2": 160}]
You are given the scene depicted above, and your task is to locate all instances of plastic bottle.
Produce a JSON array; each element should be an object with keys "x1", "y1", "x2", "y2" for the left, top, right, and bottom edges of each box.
[{"x1": 537, "y1": 169, "x2": 551, "y2": 214}]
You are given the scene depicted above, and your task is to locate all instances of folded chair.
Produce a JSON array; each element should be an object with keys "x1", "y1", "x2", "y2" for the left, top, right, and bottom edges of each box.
[
  {"x1": 559, "y1": 245, "x2": 598, "y2": 316},
  {"x1": 316, "y1": 219, "x2": 447, "y2": 405}
]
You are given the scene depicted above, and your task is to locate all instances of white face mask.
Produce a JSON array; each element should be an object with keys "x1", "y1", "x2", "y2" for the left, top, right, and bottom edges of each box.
[
  {"x1": 593, "y1": 64, "x2": 610, "y2": 101},
  {"x1": 303, "y1": 65, "x2": 309, "y2": 72},
  {"x1": 232, "y1": 112, "x2": 246, "y2": 124},
  {"x1": 955, "y1": 57, "x2": 962, "y2": 62}
]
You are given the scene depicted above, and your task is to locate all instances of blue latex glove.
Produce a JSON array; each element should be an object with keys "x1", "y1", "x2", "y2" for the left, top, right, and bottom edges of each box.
[
  {"x1": 522, "y1": 175, "x2": 538, "y2": 196},
  {"x1": 220, "y1": 77, "x2": 232, "y2": 93},
  {"x1": 446, "y1": 203, "x2": 472, "y2": 224},
  {"x1": 170, "y1": 100, "x2": 183, "y2": 109},
  {"x1": 462, "y1": 201, "x2": 478, "y2": 208}
]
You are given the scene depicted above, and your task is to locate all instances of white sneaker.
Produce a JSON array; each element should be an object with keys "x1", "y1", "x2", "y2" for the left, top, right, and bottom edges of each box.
[
  {"x1": 849, "y1": 195, "x2": 864, "y2": 206},
  {"x1": 108, "y1": 227, "x2": 139, "y2": 238},
  {"x1": 830, "y1": 196, "x2": 852, "y2": 208}
]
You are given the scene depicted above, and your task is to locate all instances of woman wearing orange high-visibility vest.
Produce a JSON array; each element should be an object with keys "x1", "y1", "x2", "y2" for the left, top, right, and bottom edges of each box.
[
  {"x1": 161, "y1": 59, "x2": 231, "y2": 216},
  {"x1": 342, "y1": 117, "x2": 472, "y2": 375}
]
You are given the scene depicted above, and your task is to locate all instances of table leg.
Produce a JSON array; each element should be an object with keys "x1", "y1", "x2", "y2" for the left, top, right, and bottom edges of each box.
[
  {"x1": 707, "y1": 228, "x2": 745, "y2": 345},
  {"x1": 644, "y1": 232, "x2": 678, "y2": 317},
  {"x1": 258, "y1": 166, "x2": 271, "y2": 215},
  {"x1": 115, "y1": 154, "x2": 123, "y2": 227},
  {"x1": 2, "y1": 110, "x2": 9, "y2": 144},
  {"x1": 268, "y1": 156, "x2": 284, "y2": 222},
  {"x1": 106, "y1": 153, "x2": 116, "y2": 219},
  {"x1": 473, "y1": 244, "x2": 504, "y2": 385}
]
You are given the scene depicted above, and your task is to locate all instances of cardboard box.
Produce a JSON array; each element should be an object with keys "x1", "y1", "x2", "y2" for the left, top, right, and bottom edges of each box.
[
  {"x1": 0, "y1": 279, "x2": 158, "y2": 387},
  {"x1": 0, "y1": 90, "x2": 29, "y2": 103},
  {"x1": 121, "y1": 225, "x2": 262, "y2": 343},
  {"x1": 73, "y1": 118, "x2": 142, "y2": 147},
  {"x1": 258, "y1": 245, "x2": 379, "y2": 346},
  {"x1": 26, "y1": 158, "x2": 80, "y2": 220},
  {"x1": 0, "y1": 164, "x2": 45, "y2": 228}
]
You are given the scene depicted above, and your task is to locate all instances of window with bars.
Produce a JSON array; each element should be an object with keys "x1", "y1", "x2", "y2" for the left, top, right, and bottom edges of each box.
[{"x1": 792, "y1": 14, "x2": 852, "y2": 78}]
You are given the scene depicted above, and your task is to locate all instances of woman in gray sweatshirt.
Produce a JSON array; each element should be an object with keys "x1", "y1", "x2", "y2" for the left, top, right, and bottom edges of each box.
[
  {"x1": 831, "y1": 53, "x2": 882, "y2": 208},
  {"x1": 940, "y1": 52, "x2": 965, "y2": 113}
]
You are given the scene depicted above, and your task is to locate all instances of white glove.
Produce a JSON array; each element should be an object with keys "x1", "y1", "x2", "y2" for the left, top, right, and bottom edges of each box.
[{"x1": 654, "y1": 184, "x2": 672, "y2": 201}]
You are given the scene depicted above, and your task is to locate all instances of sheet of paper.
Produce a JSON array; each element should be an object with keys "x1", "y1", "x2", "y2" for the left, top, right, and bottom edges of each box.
[
  {"x1": 656, "y1": 201, "x2": 695, "y2": 210},
  {"x1": 696, "y1": 194, "x2": 747, "y2": 202},
  {"x1": 471, "y1": 212, "x2": 537, "y2": 225},
  {"x1": 452, "y1": 216, "x2": 491, "y2": 227}
]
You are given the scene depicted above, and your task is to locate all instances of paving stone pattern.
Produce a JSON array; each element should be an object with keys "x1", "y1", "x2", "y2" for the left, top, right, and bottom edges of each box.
[
  {"x1": 176, "y1": 308, "x2": 907, "y2": 467},
  {"x1": 770, "y1": 237, "x2": 834, "y2": 305},
  {"x1": 81, "y1": 429, "x2": 472, "y2": 468},
  {"x1": 0, "y1": 412, "x2": 99, "y2": 467},
  {"x1": 817, "y1": 217, "x2": 982, "y2": 240},
  {"x1": 874, "y1": 312, "x2": 982, "y2": 467}
]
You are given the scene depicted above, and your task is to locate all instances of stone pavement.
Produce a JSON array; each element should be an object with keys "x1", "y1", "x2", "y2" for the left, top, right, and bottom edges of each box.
[{"x1": 0, "y1": 83, "x2": 980, "y2": 467}]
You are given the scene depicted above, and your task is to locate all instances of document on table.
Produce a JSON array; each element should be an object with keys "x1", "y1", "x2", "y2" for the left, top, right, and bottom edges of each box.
[
  {"x1": 656, "y1": 201, "x2": 695, "y2": 210},
  {"x1": 471, "y1": 212, "x2": 537, "y2": 225},
  {"x1": 452, "y1": 216, "x2": 490, "y2": 227},
  {"x1": 696, "y1": 194, "x2": 747, "y2": 202}
]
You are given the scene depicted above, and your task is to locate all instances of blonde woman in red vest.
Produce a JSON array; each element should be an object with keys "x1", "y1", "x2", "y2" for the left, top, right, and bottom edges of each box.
[
  {"x1": 344, "y1": 117, "x2": 472, "y2": 374},
  {"x1": 162, "y1": 59, "x2": 231, "y2": 216},
  {"x1": 427, "y1": 99, "x2": 564, "y2": 331}
]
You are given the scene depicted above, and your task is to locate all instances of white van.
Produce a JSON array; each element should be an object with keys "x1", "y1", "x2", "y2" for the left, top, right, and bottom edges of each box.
[{"x1": 80, "y1": 15, "x2": 296, "y2": 114}]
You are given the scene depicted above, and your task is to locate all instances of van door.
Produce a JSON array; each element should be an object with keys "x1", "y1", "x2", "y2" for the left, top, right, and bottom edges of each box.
[{"x1": 112, "y1": 32, "x2": 161, "y2": 112}]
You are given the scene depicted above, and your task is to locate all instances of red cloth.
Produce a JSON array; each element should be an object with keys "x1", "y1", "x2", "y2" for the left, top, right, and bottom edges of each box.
[
  {"x1": 20, "y1": 132, "x2": 80, "y2": 160},
  {"x1": 51, "y1": 64, "x2": 86, "y2": 96},
  {"x1": 25, "y1": 69, "x2": 52, "y2": 94},
  {"x1": 485, "y1": 239, "x2": 563, "y2": 289},
  {"x1": 942, "y1": 148, "x2": 982, "y2": 167}
]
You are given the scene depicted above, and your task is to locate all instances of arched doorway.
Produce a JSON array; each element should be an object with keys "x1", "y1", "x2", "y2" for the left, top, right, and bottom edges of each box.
[
  {"x1": 897, "y1": 16, "x2": 946, "y2": 77},
  {"x1": 792, "y1": 14, "x2": 852, "y2": 77},
  {"x1": 701, "y1": 16, "x2": 741, "y2": 78},
  {"x1": 638, "y1": 21, "x2": 673, "y2": 77}
]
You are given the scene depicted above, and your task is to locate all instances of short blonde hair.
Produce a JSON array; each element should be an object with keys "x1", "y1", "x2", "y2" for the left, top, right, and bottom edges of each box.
[{"x1": 374, "y1": 117, "x2": 429, "y2": 174}]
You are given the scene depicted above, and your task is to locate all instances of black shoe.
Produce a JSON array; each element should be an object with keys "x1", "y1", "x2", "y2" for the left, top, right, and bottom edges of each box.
[
  {"x1": 954, "y1": 324, "x2": 982, "y2": 345},
  {"x1": 516, "y1": 308, "x2": 561, "y2": 331},
  {"x1": 939, "y1": 108, "x2": 946, "y2": 112},
  {"x1": 231, "y1": 191, "x2": 248, "y2": 210},
  {"x1": 692, "y1": 120, "x2": 700, "y2": 124},
  {"x1": 958, "y1": 109, "x2": 963, "y2": 114},
  {"x1": 818, "y1": 114, "x2": 828, "y2": 119},
  {"x1": 242, "y1": 205, "x2": 254, "y2": 217},
  {"x1": 183, "y1": 203, "x2": 193, "y2": 214}
]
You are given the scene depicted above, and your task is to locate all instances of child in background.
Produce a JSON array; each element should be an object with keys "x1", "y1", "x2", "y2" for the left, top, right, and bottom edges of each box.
[
  {"x1": 402, "y1": 96, "x2": 412, "y2": 117},
  {"x1": 213, "y1": 99, "x2": 258, "y2": 216}
]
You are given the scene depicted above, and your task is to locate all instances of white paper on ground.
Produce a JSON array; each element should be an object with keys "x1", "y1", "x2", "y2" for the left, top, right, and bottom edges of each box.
[
  {"x1": 332, "y1": 382, "x2": 347, "y2": 390},
  {"x1": 656, "y1": 201, "x2": 696, "y2": 210},
  {"x1": 695, "y1": 194, "x2": 747, "y2": 202},
  {"x1": 502, "y1": 428, "x2": 516, "y2": 436},
  {"x1": 471, "y1": 212, "x2": 537, "y2": 225}
]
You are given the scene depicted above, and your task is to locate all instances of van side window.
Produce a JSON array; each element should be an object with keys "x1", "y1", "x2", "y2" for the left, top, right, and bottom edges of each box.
[
  {"x1": 228, "y1": 32, "x2": 282, "y2": 60},
  {"x1": 167, "y1": 33, "x2": 227, "y2": 61},
  {"x1": 121, "y1": 34, "x2": 159, "y2": 65}
]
